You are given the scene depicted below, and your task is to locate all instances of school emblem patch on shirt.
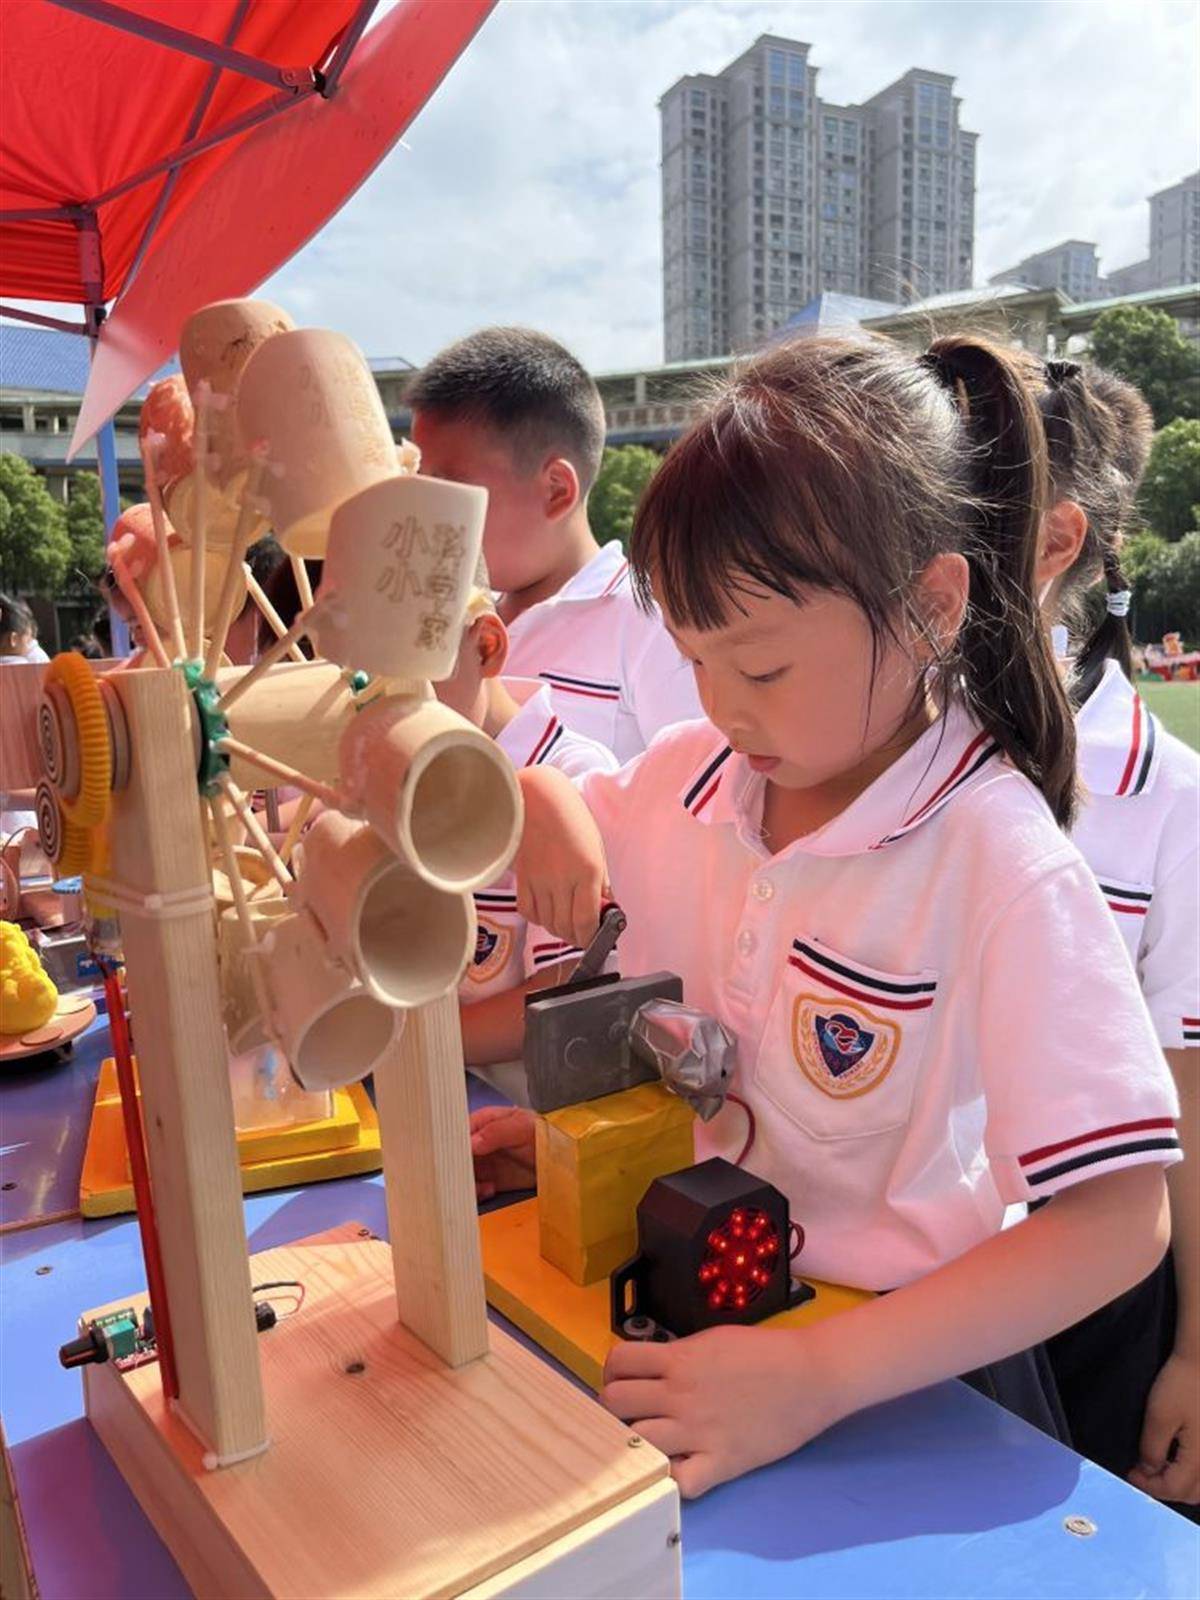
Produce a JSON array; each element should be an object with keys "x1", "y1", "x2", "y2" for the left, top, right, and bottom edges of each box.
[
  {"x1": 467, "y1": 918, "x2": 512, "y2": 984},
  {"x1": 792, "y1": 996, "x2": 899, "y2": 1098}
]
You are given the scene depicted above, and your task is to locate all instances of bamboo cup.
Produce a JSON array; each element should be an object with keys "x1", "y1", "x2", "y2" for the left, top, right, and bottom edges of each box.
[
  {"x1": 294, "y1": 811, "x2": 475, "y2": 1007},
  {"x1": 214, "y1": 660, "x2": 357, "y2": 790},
  {"x1": 236, "y1": 328, "x2": 397, "y2": 557},
  {"x1": 144, "y1": 543, "x2": 244, "y2": 640},
  {"x1": 339, "y1": 696, "x2": 523, "y2": 893},
  {"x1": 256, "y1": 906, "x2": 400, "y2": 1092},
  {"x1": 217, "y1": 899, "x2": 290, "y2": 1054},
  {"x1": 181, "y1": 298, "x2": 294, "y2": 486},
  {"x1": 315, "y1": 473, "x2": 486, "y2": 680}
]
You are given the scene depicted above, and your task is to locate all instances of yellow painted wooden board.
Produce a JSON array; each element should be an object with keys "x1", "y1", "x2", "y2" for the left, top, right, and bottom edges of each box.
[
  {"x1": 82, "y1": 1236, "x2": 669, "y2": 1600},
  {"x1": 481, "y1": 1197, "x2": 873, "y2": 1391},
  {"x1": 80, "y1": 1063, "x2": 382, "y2": 1217}
]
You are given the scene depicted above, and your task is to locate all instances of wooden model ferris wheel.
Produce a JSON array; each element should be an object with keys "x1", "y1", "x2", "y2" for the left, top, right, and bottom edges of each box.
[{"x1": 34, "y1": 299, "x2": 678, "y2": 1599}]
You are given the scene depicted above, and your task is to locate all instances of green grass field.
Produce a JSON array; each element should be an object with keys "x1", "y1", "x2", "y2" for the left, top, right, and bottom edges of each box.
[{"x1": 1139, "y1": 678, "x2": 1200, "y2": 753}]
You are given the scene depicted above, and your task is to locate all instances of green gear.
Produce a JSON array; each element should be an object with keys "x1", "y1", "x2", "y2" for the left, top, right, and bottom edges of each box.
[{"x1": 182, "y1": 660, "x2": 230, "y2": 796}]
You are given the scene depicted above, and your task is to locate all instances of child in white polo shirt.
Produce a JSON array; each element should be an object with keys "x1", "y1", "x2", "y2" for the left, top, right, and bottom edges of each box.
[
  {"x1": 1031, "y1": 358, "x2": 1199, "y2": 1513},
  {"x1": 435, "y1": 586, "x2": 618, "y2": 1102},
  {"x1": 408, "y1": 328, "x2": 701, "y2": 760},
  {"x1": 477, "y1": 333, "x2": 1181, "y2": 1499}
]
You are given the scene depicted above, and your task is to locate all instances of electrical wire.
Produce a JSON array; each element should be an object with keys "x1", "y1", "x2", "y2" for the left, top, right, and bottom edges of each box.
[
  {"x1": 252, "y1": 1278, "x2": 306, "y2": 1316},
  {"x1": 726, "y1": 1091, "x2": 756, "y2": 1166}
]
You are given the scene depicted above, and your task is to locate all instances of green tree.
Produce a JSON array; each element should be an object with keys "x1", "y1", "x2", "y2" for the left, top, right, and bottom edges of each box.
[
  {"x1": 588, "y1": 446, "x2": 662, "y2": 550},
  {"x1": 1159, "y1": 531, "x2": 1200, "y2": 642},
  {"x1": 1138, "y1": 419, "x2": 1200, "y2": 541},
  {"x1": 1088, "y1": 305, "x2": 1199, "y2": 427},
  {"x1": 64, "y1": 471, "x2": 109, "y2": 591},
  {"x1": 0, "y1": 454, "x2": 71, "y2": 596}
]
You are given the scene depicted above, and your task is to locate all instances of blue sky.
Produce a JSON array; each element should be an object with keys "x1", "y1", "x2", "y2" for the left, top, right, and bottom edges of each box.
[{"x1": 11, "y1": 1, "x2": 1200, "y2": 374}]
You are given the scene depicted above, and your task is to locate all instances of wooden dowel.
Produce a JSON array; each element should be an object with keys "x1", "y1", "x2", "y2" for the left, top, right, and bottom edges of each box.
[
  {"x1": 278, "y1": 794, "x2": 316, "y2": 866},
  {"x1": 290, "y1": 553, "x2": 315, "y2": 612},
  {"x1": 216, "y1": 738, "x2": 342, "y2": 810},
  {"x1": 203, "y1": 461, "x2": 265, "y2": 678},
  {"x1": 216, "y1": 600, "x2": 323, "y2": 713},
  {"x1": 111, "y1": 552, "x2": 171, "y2": 669},
  {"x1": 217, "y1": 776, "x2": 292, "y2": 890},
  {"x1": 189, "y1": 384, "x2": 210, "y2": 659},
  {"x1": 139, "y1": 436, "x2": 187, "y2": 661},
  {"x1": 208, "y1": 794, "x2": 257, "y2": 947},
  {"x1": 244, "y1": 567, "x2": 306, "y2": 663}
]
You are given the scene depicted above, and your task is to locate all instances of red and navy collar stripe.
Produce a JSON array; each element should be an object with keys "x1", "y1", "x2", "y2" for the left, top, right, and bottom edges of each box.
[
  {"x1": 1116, "y1": 694, "x2": 1157, "y2": 797},
  {"x1": 599, "y1": 560, "x2": 629, "y2": 596},
  {"x1": 681, "y1": 744, "x2": 733, "y2": 819},
  {"x1": 1019, "y1": 1118, "x2": 1179, "y2": 1189},
  {"x1": 1098, "y1": 881, "x2": 1153, "y2": 917},
  {"x1": 474, "y1": 889, "x2": 518, "y2": 911},
  {"x1": 1184, "y1": 1017, "x2": 1200, "y2": 1045},
  {"x1": 526, "y1": 716, "x2": 565, "y2": 768},
  {"x1": 788, "y1": 938, "x2": 937, "y2": 1012},
  {"x1": 540, "y1": 670, "x2": 620, "y2": 702},
  {"x1": 529, "y1": 938, "x2": 581, "y2": 969},
  {"x1": 875, "y1": 731, "x2": 1001, "y2": 847}
]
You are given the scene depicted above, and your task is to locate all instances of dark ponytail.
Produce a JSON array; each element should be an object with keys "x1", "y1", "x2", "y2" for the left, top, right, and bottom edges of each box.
[
  {"x1": 1035, "y1": 359, "x2": 1150, "y2": 706},
  {"x1": 923, "y1": 336, "x2": 1078, "y2": 828}
]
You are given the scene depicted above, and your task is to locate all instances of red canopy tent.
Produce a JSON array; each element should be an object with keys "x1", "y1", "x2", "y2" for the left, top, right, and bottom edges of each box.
[{"x1": 0, "y1": 0, "x2": 494, "y2": 530}]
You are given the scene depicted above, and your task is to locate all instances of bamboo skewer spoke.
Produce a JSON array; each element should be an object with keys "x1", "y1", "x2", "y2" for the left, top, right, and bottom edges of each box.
[
  {"x1": 244, "y1": 567, "x2": 306, "y2": 663},
  {"x1": 208, "y1": 795, "x2": 256, "y2": 943},
  {"x1": 111, "y1": 552, "x2": 172, "y2": 669},
  {"x1": 203, "y1": 460, "x2": 266, "y2": 678},
  {"x1": 278, "y1": 794, "x2": 316, "y2": 866},
  {"x1": 217, "y1": 776, "x2": 292, "y2": 891},
  {"x1": 216, "y1": 738, "x2": 343, "y2": 811},
  {"x1": 290, "y1": 554, "x2": 315, "y2": 612},
  {"x1": 189, "y1": 384, "x2": 211, "y2": 660},
  {"x1": 216, "y1": 599, "x2": 325, "y2": 712},
  {"x1": 140, "y1": 436, "x2": 188, "y2": 662}
]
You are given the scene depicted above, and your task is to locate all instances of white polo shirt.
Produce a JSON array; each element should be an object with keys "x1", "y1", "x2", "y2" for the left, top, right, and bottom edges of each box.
[
  {"x1": 1070, "y1": 660, "x2": 1199, "y2": 1053},
  {"x1": 501, "y1": 540, "x2": 703, "y2": 762},
  {"x1": 461, "y1": 681, "x2": 617, "y2": 1004},
  {"x1": 578, "y1": 708, "x2": 1181, "y2": 1291}
]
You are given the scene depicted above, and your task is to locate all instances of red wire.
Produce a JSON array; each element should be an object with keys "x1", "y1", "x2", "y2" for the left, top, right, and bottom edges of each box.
[
  {"x1": 103, "y1": 966, "x2": 179, "y2": 1401},
  {"x1": 726, "y1": 1092, "x2": 756, "y2": 1166}
]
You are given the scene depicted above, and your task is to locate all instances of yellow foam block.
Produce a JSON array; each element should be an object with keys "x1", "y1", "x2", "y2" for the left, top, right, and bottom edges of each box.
[
  {"x1": 536, "y1": 1083, "x2": 696, "y2": 1286},
  {"x1": 80, "y1": 1060, "x2": 382, "y2": 1218},
  {"x1": 482, "y1": 1197, "x2": 873, "y2": 1391}
]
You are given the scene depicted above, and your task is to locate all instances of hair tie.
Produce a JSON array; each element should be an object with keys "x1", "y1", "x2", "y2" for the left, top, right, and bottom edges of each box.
[
  {"x1": 1044, "y1": 359, "x2": 1081, "y2": 387},
  {"x1": 1106, "y1": 589, "x2": 1132, "y2": 618}
]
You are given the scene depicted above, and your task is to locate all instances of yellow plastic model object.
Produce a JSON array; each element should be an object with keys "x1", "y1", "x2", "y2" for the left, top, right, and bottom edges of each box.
[{"x1": 0, "y1": 921, "x2": 59, "y2": 1034}]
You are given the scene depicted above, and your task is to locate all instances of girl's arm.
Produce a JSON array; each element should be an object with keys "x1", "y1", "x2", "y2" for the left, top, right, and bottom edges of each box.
[
  {"x1": 513, "y1": 767, "x2": 610, "y2": 950},
  {"x1": 459, "y1": 962, "x2": 576, "y2": 1068},
  {"x1": 1129, "y1": 1045, "x2": 1199, "y2": 1504},
  {"x1": 605, "y1": 1162, "x2": 1169, "y2": 1498}
]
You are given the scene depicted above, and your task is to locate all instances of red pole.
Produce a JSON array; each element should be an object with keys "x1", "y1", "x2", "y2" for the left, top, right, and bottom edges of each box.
[{"x1": 102, "y1": 965, "x2": 179, "y2": 1400}]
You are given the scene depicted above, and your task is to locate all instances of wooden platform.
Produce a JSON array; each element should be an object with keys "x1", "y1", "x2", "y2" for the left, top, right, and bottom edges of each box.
[
  {"x1": 82, "y1": 1233, "x2": 679, "y2": 1600},
  {"x1": 80, "y1": 1059, "x2": 382, "y2": 1217},
  {"x1": 481, "y1": 1197, "x2": 873, "y2": 1391}
]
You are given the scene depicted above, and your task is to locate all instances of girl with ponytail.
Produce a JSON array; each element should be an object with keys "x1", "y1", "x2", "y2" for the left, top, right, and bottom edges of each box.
[
  {"x1": 469, "y1": 334, "x2": 1179, "y2": 1498},
  {"x1": 1031, "y1": 358, "x2": 1199, "y2": 1513}
]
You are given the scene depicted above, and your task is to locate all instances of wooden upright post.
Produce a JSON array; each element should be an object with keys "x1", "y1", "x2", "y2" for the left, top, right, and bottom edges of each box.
[
  {"x1": 373, "y1": 991, "x2": 490, "y2": 1366},
  {"x1": 105, "y1": 669, "x2": 267, "y2": 1462}
]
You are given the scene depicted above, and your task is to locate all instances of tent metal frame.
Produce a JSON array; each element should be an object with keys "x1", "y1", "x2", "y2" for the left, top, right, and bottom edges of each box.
[{"x1": 0, "y1": 0, "x2": 379, "y2": 651}]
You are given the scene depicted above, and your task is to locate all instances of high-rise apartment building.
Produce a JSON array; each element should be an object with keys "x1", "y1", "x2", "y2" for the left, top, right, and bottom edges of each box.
[
  {"x1": 1105, "y1": 171, "x2": 1200, "y2": 294},
  {"x1": 989, "y1": 240, "x2": 1102, "y2": 301},
  {"x1": 661, "y1": 37, "x2": 977, "y2": 360}
]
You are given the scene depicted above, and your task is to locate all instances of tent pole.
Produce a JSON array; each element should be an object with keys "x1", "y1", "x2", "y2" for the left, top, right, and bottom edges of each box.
[{"x1": 86, "y1": 299, "x2": 130, "y2": 657}]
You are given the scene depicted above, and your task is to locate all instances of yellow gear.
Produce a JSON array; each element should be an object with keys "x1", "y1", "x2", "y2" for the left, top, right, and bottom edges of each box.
[{"x1": 45, "y1": 653, "x2": 110, "y2": 828}]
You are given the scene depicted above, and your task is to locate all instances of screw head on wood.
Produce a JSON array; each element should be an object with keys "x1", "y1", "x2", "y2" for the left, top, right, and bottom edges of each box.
[{"x1": 627, "y1": 1434, "x2": 644, "y2": 1448}]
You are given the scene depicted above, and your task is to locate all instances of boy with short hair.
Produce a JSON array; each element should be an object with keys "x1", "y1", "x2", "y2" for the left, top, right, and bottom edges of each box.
[{"x1": 408, "y1": 327, "x2": 701, "y2": 761}]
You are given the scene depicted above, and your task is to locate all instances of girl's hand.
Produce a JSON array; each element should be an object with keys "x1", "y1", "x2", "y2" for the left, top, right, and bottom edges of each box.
[
  {"x1": 514, "y1": 768, "x2": 610, "y2": 951},
  {"x1": 1128, "y1": 1348, "x2": 1200, "y2": 1505},
  {"x1": 469, "y1": 1106, "x2": 537, "y2": 1201},
  {"x1": 602, "y1": 1325, "x2": 841, "y2": 1498}
]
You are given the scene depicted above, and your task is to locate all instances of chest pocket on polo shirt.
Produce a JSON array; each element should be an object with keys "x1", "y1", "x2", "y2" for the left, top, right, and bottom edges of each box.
[
  {"x1": 754, "y1": 934, "x2": 939, "y2": 1141},
  {"x1": 1096, "y1": 875, "x2": 1154, "y2": 964}
]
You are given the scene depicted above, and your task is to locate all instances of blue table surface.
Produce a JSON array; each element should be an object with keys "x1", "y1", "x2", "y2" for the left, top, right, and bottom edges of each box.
[{"x1": 2, "y1": 1034, "x2": 1198, "y2": 1599}]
